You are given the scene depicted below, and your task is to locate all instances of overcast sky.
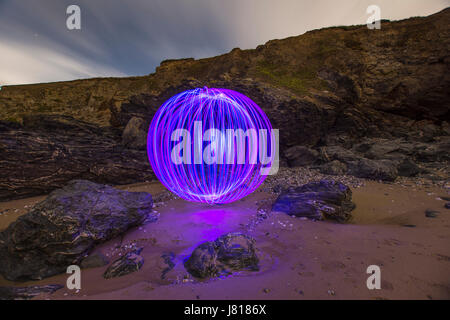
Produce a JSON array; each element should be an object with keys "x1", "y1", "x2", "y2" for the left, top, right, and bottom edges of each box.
[{"x1": 0, "y1": 0, "x2": 448, "y2": 85}]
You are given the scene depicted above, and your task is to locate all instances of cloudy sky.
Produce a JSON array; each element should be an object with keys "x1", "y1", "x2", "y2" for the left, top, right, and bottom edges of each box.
[{"x1": 0, "y1": 0, "x2": 448, "y2": 85}]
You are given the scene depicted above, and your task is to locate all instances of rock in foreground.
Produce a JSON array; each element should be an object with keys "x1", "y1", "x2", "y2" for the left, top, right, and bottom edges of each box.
[
  {"x1": 0, "y1": 284, "x2": 63, "y2": 300},
  {"x1": 0, "y1": 180, "x2": 155, "y2": 281},
  {"x1": 272, "y1": 180, "x2": 355, "y2": 222},
  {"x1": 103, "y1": 247, "x2": 145, "y2": 279},
  {"x1": 185, "y1": 233, "x2": 259, "y2": 278}
]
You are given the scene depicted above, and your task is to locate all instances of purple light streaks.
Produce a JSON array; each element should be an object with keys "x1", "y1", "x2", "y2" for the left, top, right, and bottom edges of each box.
[{"x1": 147, "y1": 87, "x2": 274, "y2": 204}]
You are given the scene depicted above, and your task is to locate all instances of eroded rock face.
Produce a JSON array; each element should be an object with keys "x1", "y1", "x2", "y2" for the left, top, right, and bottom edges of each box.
[
  {"x1": 103, "y1": 247, "x2": 144, "y2": 279},
  {"x1": 272, "y1": 180, "x2": 355, "y2": 222},
  {"x1": 0, "y1": 115, "x2": 155, "y2": 201},
  {"x1": 184, "y1": 233, "x2": 259, "y2": 278},
  {"x1": 0, "y1": 180, "x2": 155, "y2": 281}
]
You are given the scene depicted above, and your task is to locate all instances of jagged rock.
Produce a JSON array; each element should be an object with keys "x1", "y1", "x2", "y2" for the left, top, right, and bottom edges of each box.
[
  {"x1": 103, "y1": 247, "x2": 144, "y2": 279},
  {"x1": 0, "y1": 115, "x2": 155, "y2": 201},
  {"x1": 184, "y1": 233, "x2": 259, "y2": 278},
  {"x1": 284, "y1": 145, "x2": 320, "y2": 166},
  {"x1": 80, "y1": 252, "x2": 110, "y2": 269},
  {"x1": 122, "y1": 117, "x2": 148, "y2": 150},
  {"x1": 0, "y1": 180, "x2": 155, "y2": 281},
  {"x1": 319, "y1": 160, "x2": 347, "y2": 175},
  {"x1": 0, "y1": 284, "x2": 63, "y2": 300},
  {"x1": 272, "y1": 180, "x2": 355, "y2": 222},
  {"x1": 347, "y1": 158, "x2": 398, "y2": 181}
]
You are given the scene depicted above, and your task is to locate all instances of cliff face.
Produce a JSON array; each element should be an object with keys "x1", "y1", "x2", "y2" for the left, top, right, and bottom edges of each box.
[{"x1": 0, "y1": 8, "x2": 449, "y2": 200}]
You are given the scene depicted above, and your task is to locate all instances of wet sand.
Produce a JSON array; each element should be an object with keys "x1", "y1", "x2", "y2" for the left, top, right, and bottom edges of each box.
[{"x1": 0, "y1": 180, "x2": 449, "y2": 300}]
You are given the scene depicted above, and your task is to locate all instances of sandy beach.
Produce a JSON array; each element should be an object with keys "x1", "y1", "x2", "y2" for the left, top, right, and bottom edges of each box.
[{"x1": 0, "y1": 177, "x2": 449, "y2": 300}]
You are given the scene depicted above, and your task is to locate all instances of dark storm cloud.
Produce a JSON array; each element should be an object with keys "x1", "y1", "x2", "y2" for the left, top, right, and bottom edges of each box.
[{"x1": 0, "y1": 0, "x2": 448, "y2": 85}]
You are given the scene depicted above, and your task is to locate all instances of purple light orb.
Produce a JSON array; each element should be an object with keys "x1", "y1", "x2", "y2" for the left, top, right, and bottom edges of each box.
[{"x1": 147, "y1": 87, "x2": 275, "y2": 204}]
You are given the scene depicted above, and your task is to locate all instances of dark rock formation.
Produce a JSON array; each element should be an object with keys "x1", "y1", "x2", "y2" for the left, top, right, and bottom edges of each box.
[
  {"x1": 0, "y1": 115, "x2": 155, "y2": 201},
  {"x1": 80, "y1": 252, "x2": 110, "y2": 269},
  {"x1": 0, "y1": 180, "x2": 155, "y2": 281},
  {"x1": 272, "y1": 180, "x2": 355, "y2": 221},
  {"x1": 103, "y1": 247, "x2": 144, "y2": 279},
  {"x1": 0, "y1": 284, "x2": 63, "y2": 300},
  {"x1": 185, "y1": 233, "x2": 259, "y2": 278}
]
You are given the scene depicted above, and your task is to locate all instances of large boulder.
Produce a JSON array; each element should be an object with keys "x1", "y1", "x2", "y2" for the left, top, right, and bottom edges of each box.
[
  {"x1": 0, "y1": 180, "x2": 156, "y2": 281},
  {"x1": 272, "y1": 180, "x2": 355, "y2": 222},
  {"x1": 184, "y1": 233, "x2": 259, "y2": 278}
]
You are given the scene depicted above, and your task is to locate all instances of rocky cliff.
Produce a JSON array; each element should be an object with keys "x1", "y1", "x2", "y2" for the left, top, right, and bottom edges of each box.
[{"x1": 1, "y1": 8, "x2": 449, "y2": 200}]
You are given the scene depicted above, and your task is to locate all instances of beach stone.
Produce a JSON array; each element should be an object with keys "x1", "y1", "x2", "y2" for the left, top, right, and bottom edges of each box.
[
  {"x1": 80, "y1": 252, "x2": 110, "y2": 269},
  {"x1": 321, "y1": 145, "x2": 358, "y2": 163},
  {"x1": 272, "y1": 180, "x2": 355, "y2": 222},
  {"x1": 103, "y1": 247, "x2": 144, "y2": 279},
  {"x1": 0, "y1": 284, "x2": 63, "y2": 300},
  {"x1": 319, "y1": 160, "x2": 347, "y2": 175},
  {"x1": 0, "y1": 180, "x2": 155, "y2": 281},
  {"x1": 285, "y1": 145, "x2": 320, "y2": 166},
  {"x1": 347, "y1": 158, "x2": 398, "y2": 181},
  {"x1": 425, "y1": 209, "x2": 439, "y2": 218},
  {"x1": 184, "y1": 233, "x2": 259, "y2": 278}
]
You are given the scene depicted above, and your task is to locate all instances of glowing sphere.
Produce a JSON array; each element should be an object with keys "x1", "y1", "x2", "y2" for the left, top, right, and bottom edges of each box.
[{"x1": 147, "y1": 87, "x2": 274, "y2": 204}]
